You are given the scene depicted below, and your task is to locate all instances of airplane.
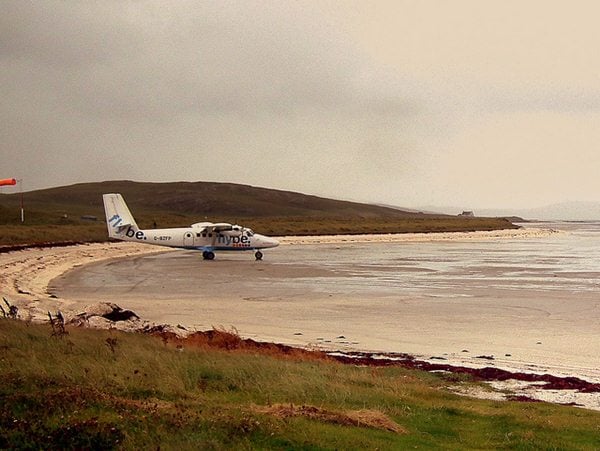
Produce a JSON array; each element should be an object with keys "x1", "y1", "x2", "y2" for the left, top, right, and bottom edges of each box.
[{"x1": 102, "y1": 193, "x2": 279, "y2": 260}]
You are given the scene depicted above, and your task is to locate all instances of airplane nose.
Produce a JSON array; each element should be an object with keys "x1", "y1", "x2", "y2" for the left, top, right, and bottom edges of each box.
[{"x1": 256, "y1": 234, "x2": 279, "y2": 248}]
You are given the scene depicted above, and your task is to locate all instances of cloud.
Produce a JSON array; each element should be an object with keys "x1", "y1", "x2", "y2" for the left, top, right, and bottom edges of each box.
[
  {"x1": 428, "y1": 110, "x2": 600, "y2": 208},
  {"x1": 1, "y1": 1, "x2": 416, "y2": 121},
  {"x1": 2, "y1": 0, "x2": 600, "y2": 210},
  {"x1": 482, "y1": 87, "x2": 600, "y2": 114},
  {"x1": 1, "y1": 0, "x2": 424, "y2": 203},
  {"x1": 0, "y1": 2, "x2": 137, "y2": 66}
]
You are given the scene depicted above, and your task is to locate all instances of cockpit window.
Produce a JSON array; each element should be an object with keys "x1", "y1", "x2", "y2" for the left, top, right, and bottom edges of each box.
[{"x1": 245, "y1": 228, "x2": 254, "y2": 236}]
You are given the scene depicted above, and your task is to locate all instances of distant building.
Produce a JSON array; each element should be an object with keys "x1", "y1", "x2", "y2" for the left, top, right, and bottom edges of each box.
[{"x1": 458, "y1": 211, "x2": 474, "y2": 217}]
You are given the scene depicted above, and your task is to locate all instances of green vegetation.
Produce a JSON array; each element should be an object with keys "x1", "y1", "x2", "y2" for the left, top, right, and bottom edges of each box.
[
  {"x1": 0, "y1": 225, "x2": 108, "y2": 246},
  {"x1": 1, "y1": 320, "x2": 599, "y2": 449},
  {"x1": 0, "y1": 180, "x2": 516, "y2": 246},
  {"x1": 248, "y1": 216, "x2": 516, "y2": 237}
]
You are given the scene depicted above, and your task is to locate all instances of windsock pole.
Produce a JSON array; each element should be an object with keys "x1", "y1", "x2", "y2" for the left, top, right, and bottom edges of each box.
[
  {"x1": 0, "y1": 178, "x2": 22, "y2": 222},
  {"x1": 19, "y1": 179, "x2": 24, "y2": 223}
]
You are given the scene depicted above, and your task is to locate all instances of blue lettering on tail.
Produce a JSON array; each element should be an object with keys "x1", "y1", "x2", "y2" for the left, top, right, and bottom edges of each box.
[{"x1": 108, "y1": 214, "x2": 122, "y2": 227}]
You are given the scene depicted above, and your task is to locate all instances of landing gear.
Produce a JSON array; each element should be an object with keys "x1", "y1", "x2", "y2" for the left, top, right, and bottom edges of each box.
[
  {"x1": 255, "y1": 250, "x2": 263, "y2": 261},
  {"x1": 202, "y1": 251, "x2": 215, "y2": 260}
]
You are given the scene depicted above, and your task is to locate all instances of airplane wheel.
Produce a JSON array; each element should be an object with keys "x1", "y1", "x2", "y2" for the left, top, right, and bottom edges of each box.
[
  {"x1": 255, "y1": 251, "x2": 263, "y2": 261},
  {"x1": 203, "y1": 251, "x2": 215, "y2": 260}
]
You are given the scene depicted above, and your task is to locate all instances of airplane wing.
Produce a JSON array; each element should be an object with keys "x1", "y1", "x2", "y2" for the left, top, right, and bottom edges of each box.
[
  {"x1": 211, "y1": 223, "x2": 234, "y2": 232},
  {"x1": 190, "y1": 222, "x2": 233, "y2": 232}
]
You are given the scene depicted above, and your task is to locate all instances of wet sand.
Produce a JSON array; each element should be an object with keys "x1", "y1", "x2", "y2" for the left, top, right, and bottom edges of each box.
[{"x1": 49, "y1": 249, "x2": 599, "y2": 384}]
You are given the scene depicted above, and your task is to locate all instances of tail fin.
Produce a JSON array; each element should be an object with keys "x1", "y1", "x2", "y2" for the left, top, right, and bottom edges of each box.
[{"x1": 102, "y1": 193, "x2": 139, "y2": 239}]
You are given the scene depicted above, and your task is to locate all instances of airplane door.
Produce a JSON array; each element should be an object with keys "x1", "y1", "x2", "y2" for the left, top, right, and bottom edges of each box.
[{"x1": 183, "y1": 232, "x2": 194, "y2": 247}]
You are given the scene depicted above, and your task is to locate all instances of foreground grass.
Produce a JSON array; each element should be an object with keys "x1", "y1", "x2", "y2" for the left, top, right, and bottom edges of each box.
[{"x1": 2, "y1": 320, "x2": 597, "y2": 450}]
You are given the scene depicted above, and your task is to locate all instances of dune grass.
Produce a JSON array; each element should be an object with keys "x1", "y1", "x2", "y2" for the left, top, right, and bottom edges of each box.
[
  {"x1": 0, "y1": 215, "x2": 516, "y2": 247},
  {"x1": 1, "y1": 319, "x2": 599, "y2": 449}
]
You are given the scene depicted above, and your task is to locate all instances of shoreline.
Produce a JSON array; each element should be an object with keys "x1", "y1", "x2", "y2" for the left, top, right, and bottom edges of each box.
[
  {"x1": 1, "y1": 227, "x2": 558, "y2": 321},
  {"x1": 278, "y1": 227, "x2": 559, "y2": 245},
  {"x1": 4, "y1": 227, "x2": 600, "y2": 409},
  {"x1": 1, "y1": 227, "x2": 557, "y2": 297}
]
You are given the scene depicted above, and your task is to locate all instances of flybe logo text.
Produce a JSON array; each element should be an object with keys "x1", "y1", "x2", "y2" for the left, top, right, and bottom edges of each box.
[
  {"x1": 126, "y1": 227, "x2": 146, "y2": 240},
  {"x1": 217, "y1": 235, "x2": 250, "y2": 246},
  {"x1": 108, "y1": 214, "x2": 123, "y2": 227}
]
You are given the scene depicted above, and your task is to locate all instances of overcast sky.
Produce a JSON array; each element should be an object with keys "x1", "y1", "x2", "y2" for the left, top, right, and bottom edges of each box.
[{"x1": 2, "y1": 0, "x2": 600, "y2": 209}]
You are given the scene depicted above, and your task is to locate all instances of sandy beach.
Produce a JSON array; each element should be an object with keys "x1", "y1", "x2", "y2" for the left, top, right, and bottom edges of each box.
[
  {"x1": 0, "y1": 242, "x2": 172, "y2": 323},
  {"x1": 277, "y1": 227, "x2": 557, "y2": 245},
  {"x1": 3, "y1": 227, "x2": 600, "y2": 409},
  {"x1": 1, "y1": 228, "x2": 552, "y2": 309},
  {"x1": 1, "y1": 227, "x2": 554, "y2": 322}
]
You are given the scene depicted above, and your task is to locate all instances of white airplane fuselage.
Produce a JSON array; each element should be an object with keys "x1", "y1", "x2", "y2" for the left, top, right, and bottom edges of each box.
[
  {"x1": 103, "y1": 193, "x2": 279, "y2": 260},
  {"x1": 111, "y1": 224, "x2": 279, "y2": 251}
]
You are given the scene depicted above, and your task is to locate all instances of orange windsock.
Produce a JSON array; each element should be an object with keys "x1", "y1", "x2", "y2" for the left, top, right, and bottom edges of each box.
[{"x1": 0, "y1": 178, "x2": 17, "y2": 186}]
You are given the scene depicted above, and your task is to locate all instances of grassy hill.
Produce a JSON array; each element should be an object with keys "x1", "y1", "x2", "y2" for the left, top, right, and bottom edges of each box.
[
  {"x1": 0, "y1": 180, "x2": 517, "y2": 245},
  {"x1": 0, "y1": 180, "x2": 422, "y2": 220},
  {"x1": 1, "y1": 319, "x2": 599, "y2": 449}
]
